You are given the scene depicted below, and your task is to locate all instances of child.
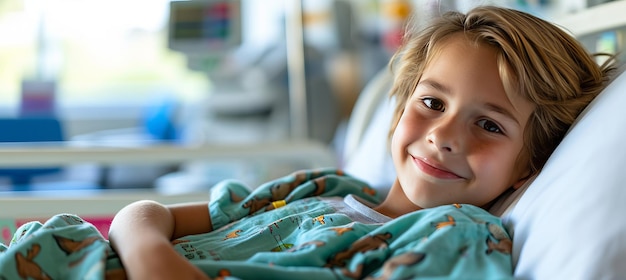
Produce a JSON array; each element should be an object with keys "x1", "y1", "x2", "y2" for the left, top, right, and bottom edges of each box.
[{"x1": 0, "y1": 5, "x2": 616, "y2": 280}]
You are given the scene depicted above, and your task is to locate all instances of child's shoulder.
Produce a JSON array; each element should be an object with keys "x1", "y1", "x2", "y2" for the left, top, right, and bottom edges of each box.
[
  {"x1": 208, "y1": 168, "x2": 381, "y2": 228},
  {"x1": 252, "y1": 168, "x2": 380, "y2": 205}
]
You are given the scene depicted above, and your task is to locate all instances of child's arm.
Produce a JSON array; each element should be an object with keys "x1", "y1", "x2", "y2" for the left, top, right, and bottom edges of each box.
[{"x1": 108, "y1": 200, "x2": 212, "y2": 279}]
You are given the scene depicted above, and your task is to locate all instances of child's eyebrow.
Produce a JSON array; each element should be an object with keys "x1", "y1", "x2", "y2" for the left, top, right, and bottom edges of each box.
[
  {"x1": 417, "y1": 79, "x2": 450, "y2": 94},
  {"x1": 483, "y1": 103, "x2": 521, "y2": 126}
]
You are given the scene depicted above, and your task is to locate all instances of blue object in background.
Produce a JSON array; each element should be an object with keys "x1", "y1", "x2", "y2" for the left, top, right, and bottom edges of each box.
[
  {"x1": 143, "y1": 98, "x2": 179, "y2": 141},
  {"x1": 0, "y1": 117, "x2": 64, "y2": 191}
]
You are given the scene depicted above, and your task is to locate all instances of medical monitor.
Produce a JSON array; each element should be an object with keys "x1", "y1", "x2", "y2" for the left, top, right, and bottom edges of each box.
[{"x1": 168, "y1": 0, "x2": 242, "y2": 55}]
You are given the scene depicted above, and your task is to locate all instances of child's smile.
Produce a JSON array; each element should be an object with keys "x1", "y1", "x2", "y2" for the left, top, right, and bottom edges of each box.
[{"x1": 411, "y1": 155, "x2": 464, "y2": 180}]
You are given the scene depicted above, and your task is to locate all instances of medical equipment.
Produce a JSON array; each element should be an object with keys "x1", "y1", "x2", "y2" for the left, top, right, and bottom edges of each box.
[
  {"x1": 168, "y1": 0, "x2": 280, "y2": 133},
  {"x1": 168, "y1": 0, "x2": 242, "y2": 57}
]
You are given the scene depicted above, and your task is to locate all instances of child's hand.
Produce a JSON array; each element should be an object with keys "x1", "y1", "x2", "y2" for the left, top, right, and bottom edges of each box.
[{"x1": 124, "y1": 239, "x2": 210, "y2": 280}]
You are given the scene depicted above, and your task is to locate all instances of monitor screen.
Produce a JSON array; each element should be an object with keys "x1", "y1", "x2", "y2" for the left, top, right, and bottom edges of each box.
[{"x1": 168, "y1": 0, "x2": 242, "y2": 55}]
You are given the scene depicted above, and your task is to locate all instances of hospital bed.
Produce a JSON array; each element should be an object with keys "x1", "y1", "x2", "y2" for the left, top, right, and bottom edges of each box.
[
  {"x1": 0, "y1": 141, "x2": 336, "y2": 242},
  {"x1": 2, "y1": 2, "x2": 626, "y2": 278}
]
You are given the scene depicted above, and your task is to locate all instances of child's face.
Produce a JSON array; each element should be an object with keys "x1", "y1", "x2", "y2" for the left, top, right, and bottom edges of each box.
[{"x1": 391, "y1": 34, "x2": 535, "y2": 209}]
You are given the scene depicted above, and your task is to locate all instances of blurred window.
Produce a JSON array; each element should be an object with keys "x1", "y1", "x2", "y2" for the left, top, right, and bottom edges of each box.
[{"x1": 0, "y1": 0, "x2": 209, "y2": 112}]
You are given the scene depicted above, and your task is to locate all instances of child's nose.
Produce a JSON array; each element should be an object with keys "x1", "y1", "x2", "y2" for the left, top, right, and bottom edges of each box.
[{"x1": 426, "y1": 117, "x2": 464, "y2": 153}]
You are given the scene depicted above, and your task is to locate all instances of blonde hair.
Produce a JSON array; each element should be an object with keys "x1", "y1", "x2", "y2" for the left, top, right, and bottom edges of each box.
[{"x1": 388, "y1": 6, "x2": 617, "y2": 174}]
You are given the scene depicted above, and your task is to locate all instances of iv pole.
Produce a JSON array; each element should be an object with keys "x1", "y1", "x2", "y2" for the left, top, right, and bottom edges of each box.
[{"x1": 285, "y1": 0, "x2": 308, "y2": 140}]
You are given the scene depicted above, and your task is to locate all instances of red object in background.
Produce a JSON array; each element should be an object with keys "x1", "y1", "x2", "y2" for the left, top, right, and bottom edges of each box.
[{"x1": 383, "y1": 28, "x2": 405, "y2": 51}]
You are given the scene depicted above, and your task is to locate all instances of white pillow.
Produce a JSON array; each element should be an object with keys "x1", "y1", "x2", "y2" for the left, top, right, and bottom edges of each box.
[
  {"x1": 503, "y1": 70, "x2": 626, "y2": 278},
  {"x1": 342, "y1": 68, "x2": 396, "y2": 196},
  {"x1": 343, "y1": 93, "x2": 396, "y2": 196}
]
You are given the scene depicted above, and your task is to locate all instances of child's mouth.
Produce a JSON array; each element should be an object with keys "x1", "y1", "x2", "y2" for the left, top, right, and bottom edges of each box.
[{"x1": 413, "y1": 156, "x2": 463, "y2": 180}]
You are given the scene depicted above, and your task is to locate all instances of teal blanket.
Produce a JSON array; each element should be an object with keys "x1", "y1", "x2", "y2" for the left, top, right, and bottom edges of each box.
[{"x1": 0, "y1": 169, "x2": 513, "y2": 279}]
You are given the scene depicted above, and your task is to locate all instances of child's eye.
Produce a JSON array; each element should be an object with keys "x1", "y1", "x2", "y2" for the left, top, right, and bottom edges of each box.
[
  {"x1": 422, "y1": 98, "x2": 445, "y2": 111},
  {"x1": 477, "y1": 119, "x2": 503, "y2": 134}
]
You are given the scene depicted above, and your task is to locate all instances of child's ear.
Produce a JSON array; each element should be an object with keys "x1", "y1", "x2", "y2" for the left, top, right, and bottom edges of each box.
[{"x1": 512, "y1": 172, "x2": 534, "y2": 190}]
